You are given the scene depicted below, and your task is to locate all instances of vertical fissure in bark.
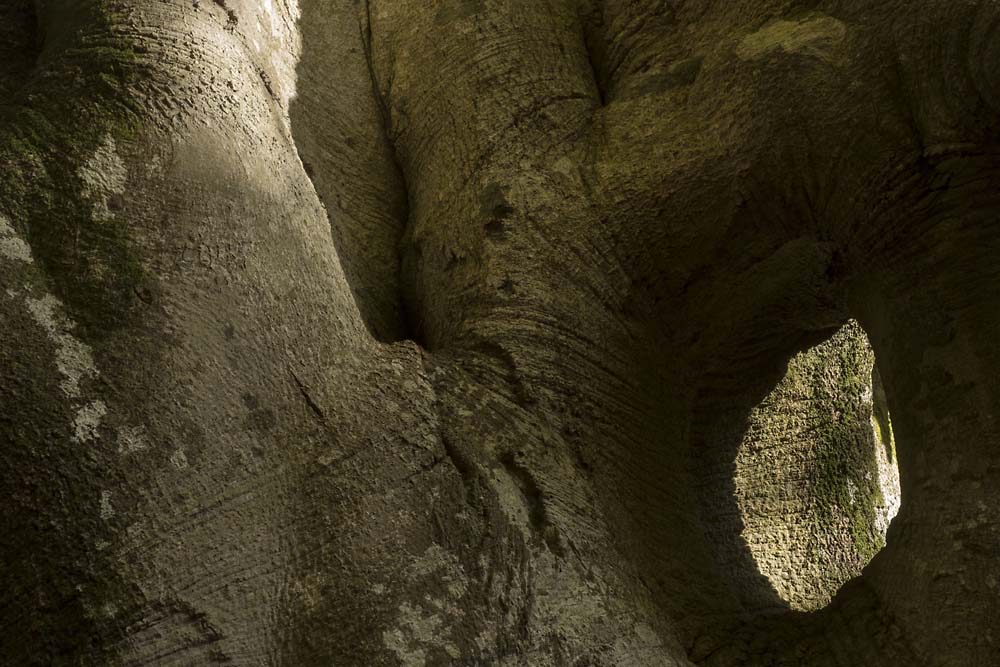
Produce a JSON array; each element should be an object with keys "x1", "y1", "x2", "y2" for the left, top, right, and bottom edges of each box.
[
  {"x1": 580, "y1": 3, "x2": 610, "y2": 106},
  {"x1": 356, "y1": 0, "x2": 419, "y2": 346}
]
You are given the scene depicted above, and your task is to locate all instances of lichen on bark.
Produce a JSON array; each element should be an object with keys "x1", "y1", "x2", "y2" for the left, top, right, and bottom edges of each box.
[{"x1": 0, "y1": 0, "x2": 144, "y2": 338}]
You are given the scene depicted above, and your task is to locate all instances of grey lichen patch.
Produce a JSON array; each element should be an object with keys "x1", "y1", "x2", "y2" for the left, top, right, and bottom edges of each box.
[
  {"x1": 383, "y1": 604, "x2": 458, "y2": 666},
  {"x1": 0, "y1": 0, "x2": 147, "y2": 344},
  {"x1": 77, "y1": 134, "x2": 127, "y2": 223},
  {"x1": 736, "y1": 13, "x2": 847, "y2": 63},
  {"x1": 117, "y1": 425, "x2": 149, "y2": 453},
  {"x1": 0, "y1": 213, "x2": 33, "y2": 264},
  {"x1": 99, "y1": 489, "x2": 115, "y2": 520},
  {"x1": 73, "y1": 400, "x2": 108, "y2": 444},
  {"x1": 383, "y1": 544, "x2": 469, "y2": 664},
  {"x1": 169, "y1": 448, "x2": 189, "y2": 469},
  {"x1": 4, "y1": 219, "x2": 112, "y2": 447},
  {"x1": 24, "y1": 294, "x2": 99, "y2": 400},
  {"x1": 0, "y1": 7, "x2": 153, "y2": 658}
]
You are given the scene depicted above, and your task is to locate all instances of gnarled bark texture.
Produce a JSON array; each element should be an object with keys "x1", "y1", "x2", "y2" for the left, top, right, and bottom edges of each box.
[{"x1": 0, "y1": 0, "x2": 998, "y2": 665}]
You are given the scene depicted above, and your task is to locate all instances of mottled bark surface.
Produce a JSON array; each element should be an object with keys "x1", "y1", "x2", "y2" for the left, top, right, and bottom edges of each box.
[{"x1": 1, "y1": 0, "x2": 998, "y2": 665}]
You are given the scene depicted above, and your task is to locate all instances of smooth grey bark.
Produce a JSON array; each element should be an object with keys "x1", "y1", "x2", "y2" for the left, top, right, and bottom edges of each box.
[{"x1": 0, "y1": 0, "x2": 998, "y2": 665}]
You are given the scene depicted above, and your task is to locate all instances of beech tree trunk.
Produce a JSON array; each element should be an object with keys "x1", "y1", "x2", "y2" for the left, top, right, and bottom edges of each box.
[{"x1": 1, "y1": 1, "x2": 998, "y2": 665}]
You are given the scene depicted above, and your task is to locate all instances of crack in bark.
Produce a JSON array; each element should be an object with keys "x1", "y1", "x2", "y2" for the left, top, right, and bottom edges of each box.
[
  {"x1": 356, "y1": 0, "x2": 416, "y2": 344},
  {"x1": 288, "y1": 366, "x2": 334, "y2": 433}
]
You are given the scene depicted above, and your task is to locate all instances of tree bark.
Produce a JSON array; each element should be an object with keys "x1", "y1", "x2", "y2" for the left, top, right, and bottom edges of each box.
[{"x1": 1, "y1": 0, "x2": 998, "y2": 665}]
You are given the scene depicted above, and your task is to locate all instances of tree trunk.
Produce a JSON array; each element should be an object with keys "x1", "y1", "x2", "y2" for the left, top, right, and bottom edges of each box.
[{"x1": 1, "y1": 1, "x2": 997, "y2": 665}]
